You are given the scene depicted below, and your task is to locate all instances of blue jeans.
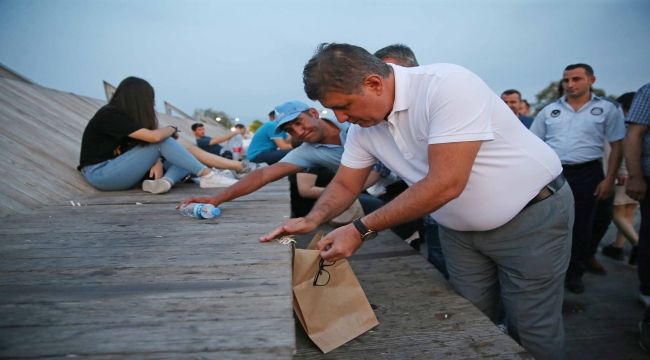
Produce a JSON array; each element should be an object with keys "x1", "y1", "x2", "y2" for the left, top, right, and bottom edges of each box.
[
  {"x1": 81, "y1": 138, "x2": 206, "y2": 191},
  {"x1": 424, "y1": 215, "x2": 448, "y2": 278}
]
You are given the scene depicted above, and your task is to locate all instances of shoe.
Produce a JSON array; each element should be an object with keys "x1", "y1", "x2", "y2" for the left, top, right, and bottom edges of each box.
[
  {"x1": 236, "y1": 161, "x2": 267, "y2": 179},
  {"x1": 142, "y1": 179, "x2": 172, "y2": 194},
  {"x1": 585, "y1": 257, "x2": 607, "y2": 275},
  {"x1": 640, "y1": 293, "x2": 650, "y2": 308},
  {"x1": 640, "y1": 321, "x2": 650, "y2": 352},
  {"x1": 630, "y1": 246, "x2": 639, "y2": 265},
  {"x1": 215, "y1": 169, "x2": 237, "y2": 179},
  {"x1": 199, "y1": 171, "x2": 238, "y2": 188},
  {"x1": 566, "y1": 275, "x2": 585, "y2": 294},
  {"x1": 602, "y1": 244, "x2": 625, "y2": 261}
]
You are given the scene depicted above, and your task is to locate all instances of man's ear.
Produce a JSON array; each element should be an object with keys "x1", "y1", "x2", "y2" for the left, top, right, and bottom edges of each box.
[
  {"x1": 308, "y1": 108, "x2": 320, "y2": 118},
  {"x1": 364, "y1": 74, "x2": 384, "y2": 94}
]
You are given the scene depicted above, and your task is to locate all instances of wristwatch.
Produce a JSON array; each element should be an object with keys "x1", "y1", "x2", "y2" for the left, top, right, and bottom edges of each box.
[{"x1": 352, "y1": 218, "x2": 377, "y2": 241}]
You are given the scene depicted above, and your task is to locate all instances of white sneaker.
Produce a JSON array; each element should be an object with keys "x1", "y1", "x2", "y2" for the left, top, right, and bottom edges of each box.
[
  {"x1": 212, "y1": 169, "x2": 237, "y2": 179},
  {"x1": 142, "y1": 179, "x2": 172, "y2": 194},
  {"x1": 200, "y1": 171, "x2": 238, "y2": 188}
]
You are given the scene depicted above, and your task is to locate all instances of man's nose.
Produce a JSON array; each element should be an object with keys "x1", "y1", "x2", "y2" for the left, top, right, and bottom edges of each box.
[{"x1": 333, "y1": 110, "x2": 348, "y2": 123}]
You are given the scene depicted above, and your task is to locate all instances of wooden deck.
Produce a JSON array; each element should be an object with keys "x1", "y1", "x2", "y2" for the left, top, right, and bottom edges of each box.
[
  {"x1": 0, "y1": 181, "x2": 530, "y2": 359},
  {"x1": 0, "y1": 182, "x2": 295, "y2": 359}
]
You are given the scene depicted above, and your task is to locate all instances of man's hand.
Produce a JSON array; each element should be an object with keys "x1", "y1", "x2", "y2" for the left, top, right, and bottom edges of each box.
[
  {"x1": 316, "y1": 224, "x2": 363, "y2": 262},
  {"x1": 149, "y1": 160, "x2": 164, "y2": 179},
  {"x1": 594, "y1": 179, "x2": 614, "y2": 200},
  {"x1": 176, "y1": 196, "x2": 219, "y2": 209},
  {"x1": 259, "y1": 217, "x2": 319, "y2": 242},
  {"x1": 626, "y1": 175, "x2": 647, "y2": 201}
]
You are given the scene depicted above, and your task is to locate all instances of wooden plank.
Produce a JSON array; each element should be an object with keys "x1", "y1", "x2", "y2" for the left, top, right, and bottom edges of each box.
[{"x1": 0, "y1": 319, "x2": 294, "y2": 358}]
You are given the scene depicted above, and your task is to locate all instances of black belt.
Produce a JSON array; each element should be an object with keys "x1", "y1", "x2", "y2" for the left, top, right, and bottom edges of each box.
[
  {"x1": 525, "y1": 174, "x2": 566, "y2": 209},
  {"x1": 562, "y1": 159, "x2": 601, "y2": 170}
]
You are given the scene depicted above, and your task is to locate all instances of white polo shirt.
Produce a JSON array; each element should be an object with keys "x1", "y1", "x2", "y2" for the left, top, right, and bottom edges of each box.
[{"x1": 341, "y1": 64, "x2": 562, "y2": 231}]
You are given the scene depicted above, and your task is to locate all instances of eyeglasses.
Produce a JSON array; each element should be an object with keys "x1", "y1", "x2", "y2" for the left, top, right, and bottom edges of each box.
[{"x1": 313, "y1": 258, "x2": 336, "y2": 287}]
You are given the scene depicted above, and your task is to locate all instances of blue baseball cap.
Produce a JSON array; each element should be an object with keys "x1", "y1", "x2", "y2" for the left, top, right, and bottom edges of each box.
[{"x1": 274, "y1": 100, "x2": 310, "y2": 134}]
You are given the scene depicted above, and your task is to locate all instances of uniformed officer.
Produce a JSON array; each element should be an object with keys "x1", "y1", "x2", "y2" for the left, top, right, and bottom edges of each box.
[{"x1": 530, "y1": 63, "x2": 626, "y2": 293}]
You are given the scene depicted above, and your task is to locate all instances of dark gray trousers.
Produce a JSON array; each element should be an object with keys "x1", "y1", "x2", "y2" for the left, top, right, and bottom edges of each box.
[{"x1": 440, "y1": 183, "x2": 574, "y2": 360}]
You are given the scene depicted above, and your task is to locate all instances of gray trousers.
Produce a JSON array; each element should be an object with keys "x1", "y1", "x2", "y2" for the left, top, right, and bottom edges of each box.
[{"x1": 440, "y1": 183, "x2": 573, "y2": 360}]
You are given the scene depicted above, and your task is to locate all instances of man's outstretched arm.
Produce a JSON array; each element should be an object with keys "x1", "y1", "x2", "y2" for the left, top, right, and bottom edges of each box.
[
  {"x1": 178, "y1": 162, "x2": 302, "y2": 208},
  {"x1": 260, "y1": 165, "x2": 372, "y2": 241}
]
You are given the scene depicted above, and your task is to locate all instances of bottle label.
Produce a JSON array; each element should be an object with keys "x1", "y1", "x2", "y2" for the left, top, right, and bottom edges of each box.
[{"x1": 194, "y1": 204, "x2": 203, "y2": 218}]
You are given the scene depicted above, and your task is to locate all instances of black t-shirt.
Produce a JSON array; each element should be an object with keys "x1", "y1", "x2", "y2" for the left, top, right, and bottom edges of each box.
[{"x1": 78, "y1": 105, "x2": 142, "y2": 169}]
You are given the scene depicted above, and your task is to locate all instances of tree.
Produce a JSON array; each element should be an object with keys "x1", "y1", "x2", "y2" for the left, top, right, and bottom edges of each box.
[
  {"x1": 193, "y1": 108, "x2": 234, "y2": 129},
  {"x1": 248, "y1": 119, "x2": 264, "y2": 133}
]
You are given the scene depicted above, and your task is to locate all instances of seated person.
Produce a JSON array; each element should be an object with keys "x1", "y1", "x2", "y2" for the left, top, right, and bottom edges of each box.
[
  {"x1": 78, "y1": 76, "x2": 237, "y2": 194},
  {"x1": 222, "y1": 123, "x2": 247, "y2": 160},
  {"x1": 192, "y1": 123, "x2": 243, "y2": 159},
  {"x1": 246, "y1": 110, "x2": 293, "y2": 164},
  {"x1": 292, "y1": 167, "x2": 383, "y2": 221}
]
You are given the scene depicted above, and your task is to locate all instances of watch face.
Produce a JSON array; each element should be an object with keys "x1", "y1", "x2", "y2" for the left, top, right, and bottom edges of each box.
[{"x1": 363, "y1": 231, "x2": 377, "y2": 241}]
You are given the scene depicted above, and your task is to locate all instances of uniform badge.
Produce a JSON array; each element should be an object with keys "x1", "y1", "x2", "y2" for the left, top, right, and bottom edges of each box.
[
  {"x1": 551, "y1": 109, "x2": 561, "y2": 118},
  {"x1": 591, "y1": 107, "x2": 604, "y2": 115}
]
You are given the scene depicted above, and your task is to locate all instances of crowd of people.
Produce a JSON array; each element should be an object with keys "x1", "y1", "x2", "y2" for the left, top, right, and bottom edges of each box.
[{"x1": 77, "y1": 43, "x2": 650, "y2": 358}]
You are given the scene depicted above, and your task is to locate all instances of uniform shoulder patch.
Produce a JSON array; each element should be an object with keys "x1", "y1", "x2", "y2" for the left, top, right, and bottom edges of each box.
[{"x1": 551, "y1": 109, "x2": 561, "y2": 118}]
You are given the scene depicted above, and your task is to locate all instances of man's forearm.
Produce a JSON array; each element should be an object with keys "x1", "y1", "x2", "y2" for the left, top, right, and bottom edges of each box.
[
  {"x1": 605, "y1": 141, "x2": 623, "y2": 182},
  {"x1": 210, "y1": 133, "x2": 236, "y2": 145},
  {"x1": 362, "y1": 176, "x2": 457, "y2": 232},
  {"x1": 625, "y1": 128, "x2": 645, "y2": 179},
  {"x1": 305, "y1": 180, "x2": 360, "y2": 225},
  {"x1": 213, "y1": 163, "x2": 298, "y2": 204}
]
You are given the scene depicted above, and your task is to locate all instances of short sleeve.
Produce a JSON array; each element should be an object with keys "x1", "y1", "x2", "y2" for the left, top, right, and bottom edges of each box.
[
  {"x1": 340, "y1": 125, "x2": 377, "y2": 169},
  {"x1": 426, "y1": 70, "x2": 495, "y2": 144}
]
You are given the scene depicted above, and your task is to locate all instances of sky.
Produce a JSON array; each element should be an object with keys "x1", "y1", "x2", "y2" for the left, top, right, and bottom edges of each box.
[{"x1": 1, "y1": 0, "x2": 649, "y2": 124}]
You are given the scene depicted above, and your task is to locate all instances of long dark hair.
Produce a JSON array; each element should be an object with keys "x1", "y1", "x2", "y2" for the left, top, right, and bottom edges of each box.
[{"x1": 109, "y1": 76, "x2": 158, "y2": 130}]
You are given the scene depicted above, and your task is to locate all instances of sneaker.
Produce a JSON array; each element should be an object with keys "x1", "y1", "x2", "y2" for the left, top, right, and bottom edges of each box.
[
  {"x1": 640, "y1": 321, "x2": 650, "y2": 352},
  {"x1": 213, "y1": 169, "x2": 237, "y2": 179},
  {"x1": 142, "y1": 179, "x2": 172, "y2": 194},
  {"x1": 199, "y1": 171, "x2": 238, "y2": 188},
  {"x1": 236, "y1": 161, "x2": 267, "y2": 179},
  {"x1": 630, "y1": 246, "x2": 639, "y2": 265},
  {"x1": 640, "y1": 293, "x2": 650, "y2": 308},
  {"x1": 602, "y1": 244, "x2": 625, "y2": 261},
  {"x1": 585, "y1": 257, "x2": 607, "y2": 275}
]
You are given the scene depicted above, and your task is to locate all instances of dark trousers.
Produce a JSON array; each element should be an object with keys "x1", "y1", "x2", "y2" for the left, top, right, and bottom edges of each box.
[
  {"x1": 563, "y1": 161, "x2": 604, "y2": 277},
  {"x1": 590, "y1": 196, "x2": 614, "y2": 257},
  {"x1": 638, "y1": 177, "x2": 650, "y2": 295}
]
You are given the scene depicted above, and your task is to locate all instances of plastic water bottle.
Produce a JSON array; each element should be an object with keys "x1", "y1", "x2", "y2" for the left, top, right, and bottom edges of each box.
[{"x1": 179, "y1": 203, "x2": 221, "y2": 219}]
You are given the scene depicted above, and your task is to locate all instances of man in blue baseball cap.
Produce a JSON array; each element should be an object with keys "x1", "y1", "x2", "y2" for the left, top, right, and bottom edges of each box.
[{"x1": 179, "y1": 100, "x2": 352, "y2": 208}]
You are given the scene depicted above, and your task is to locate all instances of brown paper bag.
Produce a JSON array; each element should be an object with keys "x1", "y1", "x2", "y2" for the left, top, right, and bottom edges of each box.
[{"x1": 292, "y1": 234, "x2": 379, "y2": 353}]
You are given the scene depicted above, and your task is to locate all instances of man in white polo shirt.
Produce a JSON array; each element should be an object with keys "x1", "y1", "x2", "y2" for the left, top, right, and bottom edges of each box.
[{"x1": 261, "y1": 43, "x2": 573, "y2": 360}]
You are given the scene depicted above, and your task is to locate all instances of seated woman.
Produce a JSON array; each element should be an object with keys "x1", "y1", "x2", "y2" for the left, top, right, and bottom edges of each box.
[{"x1": 78, "y1": 76, "x2": 236, "y2": 194}]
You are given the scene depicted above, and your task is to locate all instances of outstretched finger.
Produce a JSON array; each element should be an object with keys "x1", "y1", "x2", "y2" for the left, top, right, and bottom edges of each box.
[{"x1": 260, "y1": 225, "x2": 287, "y2": 242}]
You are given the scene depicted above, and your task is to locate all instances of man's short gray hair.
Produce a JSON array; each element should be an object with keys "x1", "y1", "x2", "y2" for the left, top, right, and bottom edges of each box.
[
  {"x1": 303, "y1": 43, "x2": 392, "y2": 101},
  {"x1": 374, "y1": 44, "x2": 419, "y2": 67}
]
